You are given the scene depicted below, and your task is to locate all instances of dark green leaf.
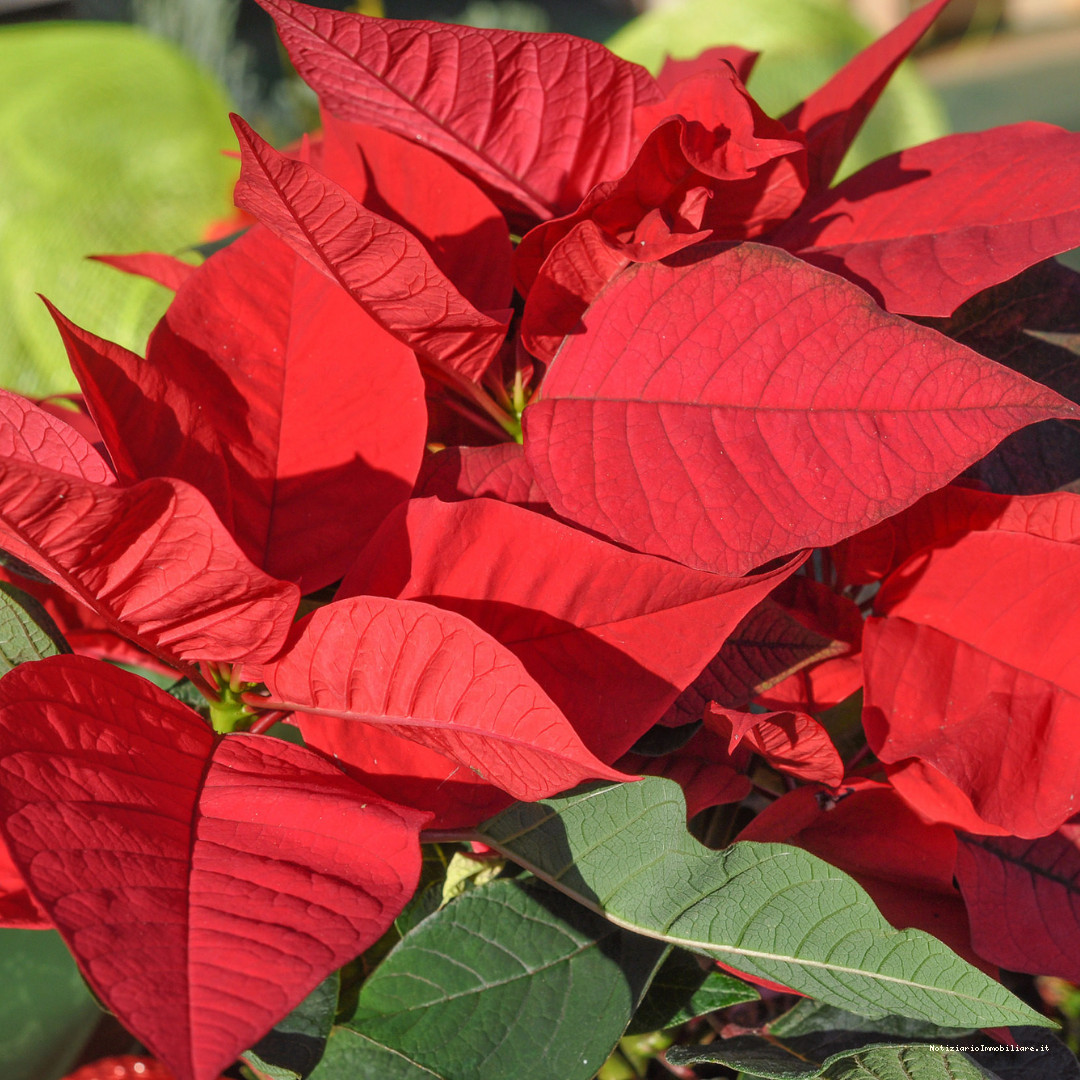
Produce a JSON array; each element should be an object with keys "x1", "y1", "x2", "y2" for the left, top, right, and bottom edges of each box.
[
  {"x1": 671, "y1": 1038, "x2": 995, "y2": 1079},
  {"x1": 0, "y1": 928, "x2": 101, "y2": 1080},
  {"x1": 0, "y1": 582, "x2": 70, "y2": 673},
  {"x1": 165, "y1": 677, "x2": 211, "y2": 719},
  {"x1": 669, "y1": 1032, "x2": 855, "y2": 1078},
  {"x1": 476, "y1": 779, "x2": 1047, "y2": 1028},
  {"x1": 341, "y1": 878, "x2": 666, "y2": 1080},
  {"x1": 669, "y1": 1024, "x2": 1075, "y2": 1079},
  {"x1": 309, "y1": 1028, "x2": 443, "y2": 1079},
  {"x1": 243, "y1": 973, "x2": 339, "y2": 1080},
  {"x1": 770, "y1": 1000, "x2": 973, "y2": 1041},
  {"x1": 817, "y1": 1045, "x2": 995, "y2": 1079},
  {"x1": 924, "y1": 259, "x2": 1080, "y2": 494},
  {"x1": 626, "y1": 948, "x2": 757, "y2": 1035}
]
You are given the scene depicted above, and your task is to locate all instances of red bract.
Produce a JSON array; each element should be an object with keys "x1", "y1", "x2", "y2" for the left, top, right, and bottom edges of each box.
[
  {"x1": 0, "y1": 658, "x2": 427, "y2": 1080},
  {"x1": 254, "y1": 0, "x2": 662, "y2": 221},
  {"x1": 956, "y1": 822, "x2": 1080, "y2": 983},
  {"x1": 2, "y1": 0, "x2": 1080, "y2": 1071},
  {"x1": 864, "y1": 493, "x2": 1080, "y2": 837},
  {"x1": 249, "y1": 593, "x2": 629, "y2": 804},
  {"x1": 524, "y1": 243, "x2": 1071, "y2": 574}
]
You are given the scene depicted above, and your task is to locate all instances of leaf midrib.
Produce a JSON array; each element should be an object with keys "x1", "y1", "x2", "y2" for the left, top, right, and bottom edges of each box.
[{"x1": 274, "y1": 1, "x2": 558, "y2": 217}]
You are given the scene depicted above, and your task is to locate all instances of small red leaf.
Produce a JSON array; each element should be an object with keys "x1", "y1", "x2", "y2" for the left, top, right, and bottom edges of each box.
[
  {"x1": 0, "y1": 386, "x2": 114, "y2": 484},
  {"x1": 775, "y1": 124, "x2": 1080, "y2": 316},
  {"x1": 339, "y1": 496, "x2": 800, "y2": 761},
  {"x1": 250, "y1": 594, "x2": 629, "y2": 803},
  {"x1": 956, "y1": 824, "x2": 1080, "y2": 982},
  {"x1": 320, "y1": 112, "x2": 513, "y2": 314},
  {"x1": 660, "y1": 598, "x2": 845, "y2": 726},
  {"x1": 781, "y1": 0, "x2": 950, "y2": 193},
  {"x1": 412, "y1": 444, "x2": 550, "y2": 513},
  {"x1": 90, "y1": 252, "x2": 198, "y2": 292},
  {"x1": 0, "y1": 460, "x2": 299, "y2": 667},
  {"x1": 524, "y1": 242, "x2": 1073, "y2": 574},
  {"x1": 705, "y1": 704, "x2": 843, "y2": 787},
  {"x1": 254, "y1": 0, "x2": 662, "y2": 220},
  {"x1": 0, "y1": 657, "x2": 426, "y2": 1080},
  {"x1": 232, "y1": 116, "x2": 508, "y2": 383},
  {"x1": 63, "y1": 1057, "x2": 188, "y2": 1080},
  {"x1": 618, "y1": 728, "x2": 751, "y2": 819}
]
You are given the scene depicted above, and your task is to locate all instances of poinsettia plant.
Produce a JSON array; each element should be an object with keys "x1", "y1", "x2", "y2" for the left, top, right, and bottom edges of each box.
[{"x1": 3, "y1": 0, "x2": 1080, "y2": 1077}]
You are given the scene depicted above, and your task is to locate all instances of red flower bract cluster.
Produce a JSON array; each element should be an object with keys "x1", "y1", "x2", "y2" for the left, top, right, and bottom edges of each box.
[{"x1": 1, "y1": 0, "x2": 1080, "y2": 1076}]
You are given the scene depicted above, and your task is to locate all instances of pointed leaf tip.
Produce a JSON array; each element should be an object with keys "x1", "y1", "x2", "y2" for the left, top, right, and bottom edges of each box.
[
  {"x1": 253, "y1": 594, "x2": 631, "y2": 803},
  {"x1": 525, "y1": 243, "x2": 1075, "y2": 574},
  {"x1": 0, "y1": 656, "x2": 426, "y2": 1080},
  {"x1": 230, "y1": 114, "x2": 507, "y2": 383}
]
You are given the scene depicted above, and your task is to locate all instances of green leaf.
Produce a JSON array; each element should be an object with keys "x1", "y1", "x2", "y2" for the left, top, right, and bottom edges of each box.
[
  {"x1": 0, "y1": 582, "x2": 70, "y2": 673},
  {"x1": 440, "y1": 849, "x2": 504, "y2": 904},
  {"x1": 476, "y1": 779, "x2": 1048, "y2": 1029},
  {"x1": 243, "y1": 973, "x2": 340, "y2": 1080},
  {"x1": 770, "y1": 999, "x2": 974, "y2": 1041},
  {"x1": 606, "y1": 0, "x2": 945, "y2": 180},
  {"x1": 0, "y1": 928, "x2": 102, "y2": 1080},
  {"x1": 309, "y1": 1028, "x2": 442, "y2": 1080},
  {"x1": 165, "y1": 677, "x2": 211, "y2": 719},
  {"x1": 673, "y1": 1040, "x2": 996, "y2": 1079},
  {"x1": 626, "y1": 948, "x2": 757, "y2": 1035},
  {"x1": 0, "y1": 22, "x2": 237, "y2": 397},
  {"x1": 340, "y1": 878, "x2": 667, "y2": 1080},
  {"x1": 818, "y1": 1045, "x2": 995, "y2": 1079}
]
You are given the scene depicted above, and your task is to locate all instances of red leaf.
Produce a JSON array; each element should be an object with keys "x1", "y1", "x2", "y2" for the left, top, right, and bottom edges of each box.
[
  {"x1": 0, "y1": 832, "x2": 49, "y2": 928},
  {"x1": 865, "y1": 523, "x2": 1080, "y2": 838},
  {"x1": 659, "y1": 597, "x2": 846, "y2": 726},
  {"x1": 519, "y1": 220, "x2": 636, "y2": 364},
  {"x1": 774, "y1": 124, "x2": 1080, "y2": 316},
  {"x1": 90, "y1": 252, "x2": 197, "y2": 292},
  {"x1": 956, "y1": 823, "x2": 1080, "y2": 982},
  {"x1": 231, "y1": 116, "x2": 508, "y2": 383},
  {"x1": 56, "y1": 231, "x2": 427, "y2": 592},
  {"x1": 756, "y1": 578, "x2": 863, "y2": 712},
  {"x1": 290, "y1": 718, "x2": 512, "y2": 831},
  {"x1": 339, "y1": 496, "x2": 801, "y2": 761},
  {"x1": 254, "y1": 0, "x2": 662, "y2": 221},
  {"x1": 524, "y1": 242, "x2": 1073, "y2": 574},
  {"x1": 249, "y1": 594, "x2": 630, "y2": 803},
  {"x1": 515, "y1": 69, "x2": 805, "y2": 302},
  {"x1": 320, "y1": 112, "x2": 513, "y2": 314},
  {"x1": 738, "y1": 779, "x2": 978, "y2": 962},
  {"x1": 883, "y1": 757, "x2": 1011, "y2": 838},
  {"x1": 834, "y1": 484, "x2": 1080, "y2": 585},
  {"x1": 781, "y1": 0, "x2": 950, "y2": 193},
  {"x1": 0, "y1": 460, "x2": 299, "y2": 668},
  {"x1": 413, "y1": 443, "x2": 551, "y2": 513},
  {"x1": 0, "y1": 387, "x2": 113, "y2": 484},
  {"x1": 922, "y1": 260, "x2": 1080, "y2": 494},
  {"x1": 656, "y1": 47, "x2": 759, "y2": 92},
  {"x1": 705, "y1": 704, "x2": 843, "y2": 787},
  {"x1": 0, "y1": 657, "x2": 426, "y2": 1080},
  {"x1": 618, "y1": 728, "x2": 751, "y2": 818}
]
